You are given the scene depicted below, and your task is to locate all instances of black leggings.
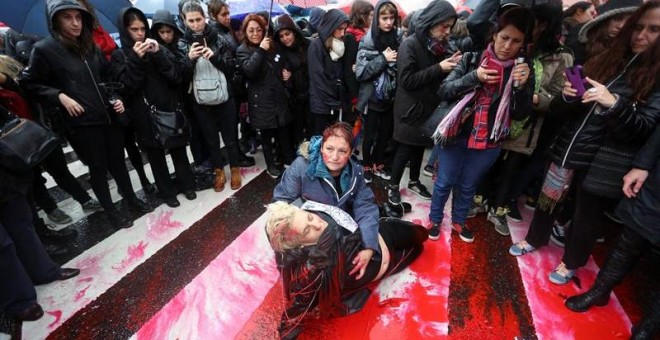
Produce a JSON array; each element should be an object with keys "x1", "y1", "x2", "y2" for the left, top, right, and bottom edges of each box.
[
  {"x1": 390, "y1": 142, "x2": 425, "y2": 186},
  {"x1": 66, "y1": 125, "x2": 137, "y2": 211},
  {"x1": 362, "y1": 107, "x2": 393, "y2": 167},
  {"x1": 348, "y1": 218, "x2": 428, "y2": 290}
]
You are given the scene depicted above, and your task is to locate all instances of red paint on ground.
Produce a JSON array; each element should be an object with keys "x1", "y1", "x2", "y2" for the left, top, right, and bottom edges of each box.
[
  {"x1": 112, "y1": 241, "x2": 148, "y2": 271},
  {"x1": 74, "y1": 285, "x2": 91, "y2": 302},
  {"x1": 147, "y1": 210, "x2": 183, "y2": 238},
  {"x1": 46, "y1": 310, "x2": 62, "y2": 329}
]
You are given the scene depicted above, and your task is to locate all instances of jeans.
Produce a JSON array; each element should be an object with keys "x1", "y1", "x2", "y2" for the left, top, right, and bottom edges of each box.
[{"x1": 429, "y1": 137, "x2": 500, "y2": 225}]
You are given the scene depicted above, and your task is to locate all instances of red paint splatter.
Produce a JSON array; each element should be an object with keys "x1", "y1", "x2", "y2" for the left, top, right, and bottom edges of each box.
[
  {"x1": 46, "y1": 310, "x2": 62, "y2": 328},
  {"x1": 112, "y1": 241, "x2": 148, "y2": 271},
  {"x1": 237, "y1": 261, "x2": 264, "y2": 277},
  {"x1": 240, "y1": 167, "x2": 263, "y2": 176},
  {"x1": 77, "y1": 277, "x2": 94, "y2": 284},
  {"x1": 147, "y1": 210, "x2": 183, "y2": 238},
  {"x1": 75, "y1": 285, "x2": 91, "y2": 302},
  {"x1": 378, "y1": 297, "x2": 408, "y2": 308}
]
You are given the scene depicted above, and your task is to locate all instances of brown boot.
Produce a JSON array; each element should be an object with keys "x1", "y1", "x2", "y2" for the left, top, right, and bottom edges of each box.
[
  {"x1": 230, "y1": 167, "x2": 242, "y2": 190},
  {"x1": 214, "y1": 168, "x2": 226, "y2": 192}
]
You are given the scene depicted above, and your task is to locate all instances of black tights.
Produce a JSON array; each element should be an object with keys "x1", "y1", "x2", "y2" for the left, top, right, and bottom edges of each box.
[{"x1": 390, "y1": 143, "x2": 425, "y2": 186}]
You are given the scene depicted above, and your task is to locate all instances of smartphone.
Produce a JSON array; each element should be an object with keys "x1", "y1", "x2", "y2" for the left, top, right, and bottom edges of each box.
[
  {"x1": 565, "y1": 65, "x2": 587, "y2": 97},
  {"x1": 482, "y1": 58, "x2": 502, "y2": 79},
  {"x1": 192, "y1": 33, "x2": 206, "y2": 47}
]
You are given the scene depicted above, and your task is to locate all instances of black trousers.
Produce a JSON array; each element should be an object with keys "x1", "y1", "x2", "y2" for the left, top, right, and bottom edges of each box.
[
  {"x1": 390, "y1": 142, "x2": 425, "y2": 186},
  {"x1": 260, "y1": 126, "x2": 295, "y2": 167},
  {"x1": 65, "y1": 125, "x2": 136, "y2": 211},
  {"x1": 31, "y1": 145, "x2": 92, "y2": 213},
  {"x1": 123, "y1": 125, "x2": 149, "y2": 184},
  {"x1": 525, "y1": 168, "x2": 613, "y2": 269},
  {"x1": 192, "y1": 98, "x2": 240, "y2": 168},
  {"x1": 144, "y1": 146, "x2": 195, "y2": 199},
  {"x1": 361, "y1": 107, "x2": 393, "y2": 167},
  {"x1": 347, "y1": 218, "x2": 427, "y2": 290},
  {"x1": 0, "y1": 195, "x2": 60, "y2": 314}
]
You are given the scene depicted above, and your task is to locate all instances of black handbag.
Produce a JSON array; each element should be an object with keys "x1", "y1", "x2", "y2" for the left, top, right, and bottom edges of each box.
[
  {"x1": 145, "y1": 97, "x2": 190, "y2": 149},
  {"x1": 0, "y1": 115, "x2": 59, "y2": 171}
]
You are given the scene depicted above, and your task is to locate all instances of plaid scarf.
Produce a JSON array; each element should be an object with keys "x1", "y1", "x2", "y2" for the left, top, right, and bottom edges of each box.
[{"x1": 432, "y1": 45, "x2": 515, "y2": 149}]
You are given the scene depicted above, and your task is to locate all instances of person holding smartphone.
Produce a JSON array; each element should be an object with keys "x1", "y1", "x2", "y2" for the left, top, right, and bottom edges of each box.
[
  {"x1": 179, "y1": 1, "x2": 244, "y2": 191},
  {"x1": 427, "y1": 6, "x2": 534, "y2": 243},
  {"x1": 509, "y1": 0, "x2": 660, "y2": 285},
  {"x1": 111, "y1": 7, "x2": 197, "y2": 208}
]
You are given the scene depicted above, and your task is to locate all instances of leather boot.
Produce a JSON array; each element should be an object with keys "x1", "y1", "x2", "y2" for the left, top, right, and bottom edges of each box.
[
  {"x1": 214, "y1": 168, "x2": 226, "y2": 192},
  {"x1": 631, "y1": 294, "x2": 660, "y2": 340},
  {"x1": 230, "y1": 167, "x2": 242, "y2": 190},
  {"x1": 565, "y1": 228, "x2": 645, "y2": 313}
]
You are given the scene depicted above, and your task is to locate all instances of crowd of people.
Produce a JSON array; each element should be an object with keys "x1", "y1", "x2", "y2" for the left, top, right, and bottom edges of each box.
[{"x1": 1, "y1": 0, "x2": 658, "y2": 338}]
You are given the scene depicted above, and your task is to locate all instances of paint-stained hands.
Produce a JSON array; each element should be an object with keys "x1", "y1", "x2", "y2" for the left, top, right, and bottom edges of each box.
[{"x1": 349, "y1": 249, "x2": 374, "y2": 280}]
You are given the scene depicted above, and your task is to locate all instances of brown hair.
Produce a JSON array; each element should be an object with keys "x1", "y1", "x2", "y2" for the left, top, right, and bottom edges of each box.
[
  {"x1": 349, "y1": 0, "x2": 374, "y2": 29},
  {"x1": 585, "y1": 13, "x2": 630, "y2": 58},
  {"x1": 241, "y1": 14, "x2": 267, "y2": 46},
  {"x1": 207, "y1": 0, "x2": 228, "y2": 21},
  {"x1": 584, "y1": 0, "x2": 660, "y2": 101},
  {"x1": 322, "y1": 122, "x2": 354, "y2": 150},
  {"x1": 52, "y1": 9, "x2": 95, "y2": 57}
]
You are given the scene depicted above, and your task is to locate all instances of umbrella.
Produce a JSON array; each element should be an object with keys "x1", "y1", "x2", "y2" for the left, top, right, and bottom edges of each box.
[
  {"x1": 227, "y1": 0, "x2": 290, "y2": 21},
  {"x1": 133, "y1": 0, "x2": 208, "y2": 16},
  {"x1": 0, "y1": 0, "x2": 132, "y2": 38}
]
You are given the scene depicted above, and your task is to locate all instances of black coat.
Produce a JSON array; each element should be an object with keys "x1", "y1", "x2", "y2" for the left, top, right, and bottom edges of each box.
[
  {"x1": 178, "y1": 24, "x2": 234, "y2": 95},
  {"x1": 548, "y1": 58, "x2": 660, "y2": 170},
  {"x1": 236, "y1": 43, "x2": 292, "y2": 130},
  {"x1": 112, "y1": 8, "x2": 189, "y2": 148},
  {"x1": 616, "y1": 123, "x2": 660, "y2": 245},
  {"x1": 21, "y1": 37, "x2": 116, "y2": 128},
  {"x1": 308, "y1": 9, "x2": 351, "y2": 116},
  {"x1": 0, "y1": 106, "x2": 32, "y2": 203},
  {"x1": 274, "y1": 15, "x2": 311, "y2": 103}
]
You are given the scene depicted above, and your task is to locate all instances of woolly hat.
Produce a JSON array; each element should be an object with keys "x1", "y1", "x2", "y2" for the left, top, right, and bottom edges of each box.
[{"x1": 578, "y1": 0, "x2": 642, "y2": 43}]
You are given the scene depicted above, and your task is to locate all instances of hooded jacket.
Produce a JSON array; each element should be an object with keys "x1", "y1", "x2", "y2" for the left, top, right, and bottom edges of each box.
[
  {"x1": 21, "y1": 0, "x2": 116, "y2": 128},
  {"x1": 355, "y1": 0, "x2": 403, "y2": 113},
  {"x1": 308, "y1": 9, "x2": 351, "y2": 116},
  {"x1": 391, "y1": 0, "x2": 457, "y2": 147},
  {"x1": 273, "y1": 138, "x2": 380, "y2": 255},
  {"x1": 236, "y1": 33, "x2": 292, "y2": 130},
  {"x1": 150, "y1": 9, "x2": 184, "y2": 53},
  {"x1": 274, "y1": 15, "x2": 311, "y2": 102},
  {"x1": 302, "y1": 7, "x2": 326, "y2": 38},
  {"x1": 111, "y1": 7, "x2": 189, "y2": 148}
]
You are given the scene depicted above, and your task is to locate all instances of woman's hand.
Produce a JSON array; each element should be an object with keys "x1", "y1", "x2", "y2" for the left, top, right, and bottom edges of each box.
[
  {"x1": 58, "y1": 93, "x2": 84, "y2": 117},
  {"x1": 439, "y1": 51, "x2": 462, "y2": 73},
  {"x1": 511, "y1": 62, "x2": 530, "y2": 86},
  {"x1": 383, "y1": 47, "x2": 397, "y2": 62},
  {"x1": 133, "y1": 41, "x2": 150, "y2": 58},
  {"x1": 188, "y1": 42, "x2": 204, "y2": 60},
  {"x1": 201, "y1": 46, "x2": 214, "y2": 59},
  {"x1": 562, "y1": 77, "x2": 578, "y2": 97},
  {"x1": 349, "y1": 249, "x2": 374, "y2": 280},
  {"x1": 476, "y1": 66, "x2": 500, "y2": 85},
  {"x1": 112, "y1": 99, "x2": 125, "y2": 114},
  {"x1": 282, "y1": 69, "x2": 292, "y2": 81},
  {"x1": 582, "y1": 77, "x2": 617, "y2": 107},
  {"x1": 260, "y1": 37, "x2": 271, "y2": 51},
  {"x1": 622, "y1": 168, "x2": 648, "y2": 198}
]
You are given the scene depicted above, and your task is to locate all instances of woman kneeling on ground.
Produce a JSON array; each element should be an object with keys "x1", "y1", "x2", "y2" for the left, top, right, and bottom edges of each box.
[{"x1": 265, "y1": 200, "x2": 428, "y2": 339}]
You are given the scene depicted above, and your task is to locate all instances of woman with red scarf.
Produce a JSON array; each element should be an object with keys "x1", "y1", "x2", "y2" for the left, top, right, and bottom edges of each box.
[{"x1": 427, "y1": 7, "x2": 534, "y2": 243}]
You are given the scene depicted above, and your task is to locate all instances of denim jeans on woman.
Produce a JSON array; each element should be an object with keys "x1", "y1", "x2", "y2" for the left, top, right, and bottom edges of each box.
[{"x1": 429, "y1": 136, "x2": 500, "y2": 225}]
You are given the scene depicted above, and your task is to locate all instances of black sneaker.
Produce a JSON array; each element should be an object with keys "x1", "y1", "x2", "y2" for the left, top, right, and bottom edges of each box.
[
  {"x1": 550, "y1": 221, "x2": 567, "y2": 247},
  {"x1": 429, "y1": 223, "x2": 440, "y2": 241},
  {"x1": 36, "y1": 224, "x2": 78, "y2": 242},
  {"x1": 108, "y1": 212, "x2": 133, "y2": 229},
  {"x1": 47, "y1": 208, "x2": 72, "y2": 225},
  {"x1": 363, "y1": 168, "x2": 373, "y2": 183},
  {"x1": 81, "y1": 199, "x2": 103, "y2": 212},
  {"x1": 407, "y1": 181, "x2": 432, "y2": 200},
  {"x1": 487, "y1": 207, "x2": 510, "y2": 236},
  {"x1": 184, "y1": 190, "x2": 197, "y2": 200},
  {"x1": 423, "y1": 165, "x2": 434, "y2": 177},
  {"x1": 266, "y1": 166, "x2": 282, "y2": 178},
  {"x1": 507, "y1": 200, "x2": 523, "y2": 222},
  {"x1": 238, "y1": 154, "x2": 256, "y2": 167},
  {"x1": 373, "y1": 167, "x2": 392, "y2": 180},
  {"x1": 451, "y1": 222, "x2": 474, "y2": 243},
  {"x1": 387, "y1": 185, "x2": 401, "y2": 205},
  {"x1": 127, "y1": 197, "x2": 154, "y2": 213}
]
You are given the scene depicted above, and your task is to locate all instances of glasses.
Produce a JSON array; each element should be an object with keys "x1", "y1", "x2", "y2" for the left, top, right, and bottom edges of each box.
[{"x1": 247, "y1": 28, "x2": 263, "y2": 35}]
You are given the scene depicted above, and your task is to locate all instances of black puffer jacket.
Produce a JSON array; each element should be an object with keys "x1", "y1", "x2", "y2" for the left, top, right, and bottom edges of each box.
[
  {"x1": 392, "y1": 0, "x2": 457, "y2": 147},
  {"x1": 20, "y1": 0, "x2": 116, "y2": 128},
  {"x1": 236, "y1": 41, "x2": 292, "y2": 130},
  {"x1": 616, "y1": 123, "x2": 660, "y2": 245},
  {"x1": 274, "y1": 15, "x2": 311, "y2": 103},
  {"x1": 111, "y1": 7, "x2": 189, "y2": 148},
  {"x1": 308, "y1": 9, "x2": 350, "y2": 116},
  {"x1": 548, "y1": 56, "x2": 660, "y2": 170}
]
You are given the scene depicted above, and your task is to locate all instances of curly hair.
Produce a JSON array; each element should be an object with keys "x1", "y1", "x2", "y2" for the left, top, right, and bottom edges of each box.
[
  {"x1": 322, "y1": 122, "x2": 354, "y2": 150},
  {"x1": 584, "y1": 0, "x2": 660, "y2": 101}
]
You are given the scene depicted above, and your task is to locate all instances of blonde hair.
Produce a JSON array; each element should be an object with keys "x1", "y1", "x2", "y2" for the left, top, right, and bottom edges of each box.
[
  {"x1": 0, "y1": 56, "x2": 25, "y2": 81},
  {"x1": 265, "y1": 201, "x2": 301, "y2": 252}
]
